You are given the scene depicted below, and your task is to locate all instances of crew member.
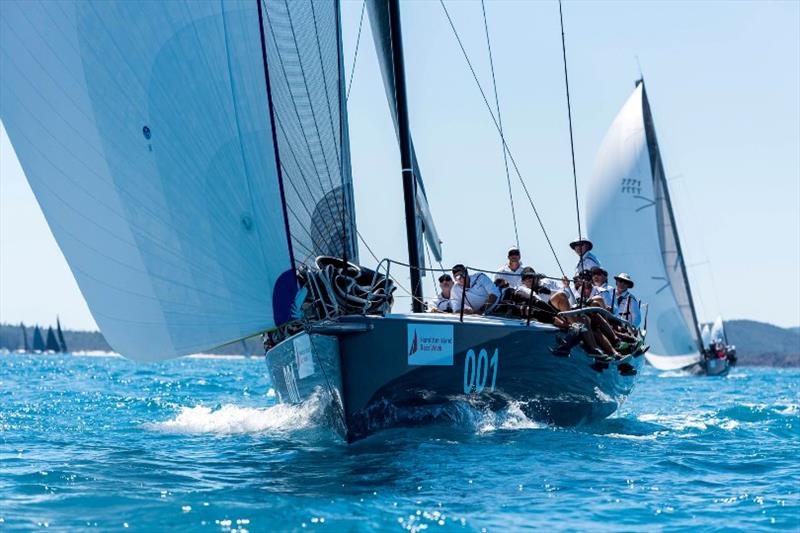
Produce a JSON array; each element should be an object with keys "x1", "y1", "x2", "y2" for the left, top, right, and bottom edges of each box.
[
  {"x1": 429, "y1": 273, "x2": 454, "y2": 313},
  {"x1": 611, "y1": 273, "x2": 641, "y2": 327},
  {"x1": 450, "y1": 264, "x2": 501, "y2": 315},
  {"x1": 494, "y1": 246, "x2": 524, "y2": 288},
  {"x1": 589, "y1": 267, "x2": 613, "y2": 309},
  {"x1": 570, "y1": 239, "x2": 601, "y2": 277}
]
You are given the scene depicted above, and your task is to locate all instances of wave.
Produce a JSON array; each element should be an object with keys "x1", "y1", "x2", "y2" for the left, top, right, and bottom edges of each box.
[{"x1": 145, "y1": 391, "x2": 329, "y2": 435}]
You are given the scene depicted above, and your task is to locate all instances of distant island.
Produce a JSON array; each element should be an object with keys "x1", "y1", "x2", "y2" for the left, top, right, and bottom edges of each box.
[
  {"x1": 1, "y1": 319, "x2": 798, "y2": 366},
  {"x1": 0, "y1": 323, "x2": 262, "y2": 357}
]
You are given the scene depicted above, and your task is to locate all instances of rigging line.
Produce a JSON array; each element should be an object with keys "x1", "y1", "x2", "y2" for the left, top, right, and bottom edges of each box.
[
  {"x1": 310, "y1": 0, "x2": 349, "y2": 266},
  {"x1": 355, "y1": 231, "x2": 421, "y2": 304},
  {"x1": 357, "y1": 229, "x2": 380, "y2": 263},
  {"x1": 480, "y1": 0, "x2": 518, "y2": 250},
  {"x1": 273, "y1": 114, "x2": 344, "y2": 255},
  {"x1": 439, "y1": 0, "x2": 565, "y2": 276},
  {"x1": 558, "y1": 0, "x2": 582, "y2": 243},
  {"x1": 264, "y1": 3, "x2": 348, "y2": 249},
  {"x1": 347, "y1": 0, "x2": 366, "y2": 100}
]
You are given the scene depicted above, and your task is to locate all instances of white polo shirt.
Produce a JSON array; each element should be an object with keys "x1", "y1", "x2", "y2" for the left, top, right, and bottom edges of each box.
[
  {"x1": 574, "y1": 251, "x2": 601, "y2": 276},
  {"x1": 430, "y1": 295, "x2": 453, "y2": 312},
  {"x1": 494, "y1": 262, "x2": 524, "y2": 288},
  {"x1": 451, "y1": 273, "x2": 501, "y2": 313},
  {"x1": 590, "y1": 283, "x2": 613, "y2": 308}
]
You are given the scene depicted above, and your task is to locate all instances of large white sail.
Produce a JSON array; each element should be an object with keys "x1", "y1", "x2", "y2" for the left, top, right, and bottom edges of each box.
[
  {"x1": 1, "y1": 1, "x2": 352, "y2": 361},
  {"x1": 586, "y1": 82, "x2": 701, "y2": 369}
]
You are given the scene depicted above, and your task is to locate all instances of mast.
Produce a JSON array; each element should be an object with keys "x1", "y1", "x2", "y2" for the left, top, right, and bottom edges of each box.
[
  {"x1": 387, "y1": 0, "x2": 423, "y2": 313},
  {"x1": 640, "y1": 80, "x2": 703, "y2": 349}
]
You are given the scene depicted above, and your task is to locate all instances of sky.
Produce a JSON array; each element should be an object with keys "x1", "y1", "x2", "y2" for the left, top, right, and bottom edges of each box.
[{"x1": 1, "y1": 0, "x2": 798, "y2": 331}]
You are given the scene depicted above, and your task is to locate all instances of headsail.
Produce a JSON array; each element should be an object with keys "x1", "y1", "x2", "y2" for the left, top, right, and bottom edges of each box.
[
  {"x1": 643, "y1": 84, "x2": 703, "y2": 351},
  {"x1": 586, "y1": 81, "x2": 701, "y2": 369},
  {"x1": 1, "y1": 1, "x2": 349, "y2": 360},
  {"x1": 261, "y1": 0, "x2": 358, "y2": 266},
  {"x1": 365, "y1": 0, "x2": 443, "y2": 263}
]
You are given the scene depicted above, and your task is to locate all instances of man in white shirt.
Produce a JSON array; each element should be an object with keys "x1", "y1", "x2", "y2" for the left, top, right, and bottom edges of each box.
[
  {"x1": 611, "y1": 273, "x2": 641, "y2": 327},
  {"x1": 450, "y1": 264, "x2": 501, "y2": 315},
  {"x1": 589, "y1": 267, "x2": 613, "y2": 309},
  {"x1": 494, "y1": 246, "x2": 524, "y2": 288},
  {"x1": 570, "y1": 239, "x2": 601, "y2": 277},
  {"x1": 429, "y1": 273, "x2": 454, "y2": 313}
]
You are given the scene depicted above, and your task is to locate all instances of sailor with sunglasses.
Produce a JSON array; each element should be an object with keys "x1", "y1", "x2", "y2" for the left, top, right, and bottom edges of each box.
[{"x1": 449, "y1": 264, "x2": 501, "y2": 315}]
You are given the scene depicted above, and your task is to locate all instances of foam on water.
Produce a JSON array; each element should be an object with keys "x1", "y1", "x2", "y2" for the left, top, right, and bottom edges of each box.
[{"x1": 146, "y1": 392, "x2": 329, "y2": 435}]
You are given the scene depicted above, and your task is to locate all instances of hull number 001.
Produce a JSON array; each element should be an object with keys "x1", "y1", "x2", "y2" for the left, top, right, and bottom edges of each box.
[{"x1": 463, "y1": 348, "x2": 499, "y2": 394}]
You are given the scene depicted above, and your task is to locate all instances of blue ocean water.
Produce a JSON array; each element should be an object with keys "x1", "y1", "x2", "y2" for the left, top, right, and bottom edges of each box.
[{"x1": 0, "y1": 353, "x2": 797, "y2": 532}]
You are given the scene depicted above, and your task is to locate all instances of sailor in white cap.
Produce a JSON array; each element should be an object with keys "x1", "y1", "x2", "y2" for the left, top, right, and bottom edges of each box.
[
  {"x1": 611, "y1": 273, "x2": 641, "y2": 327},
  {"x1": 494, "y1": 246, "x2": 524, "y2": 288},
  {"x1": 570, "y1": 239, "x2": 601, "y2": 277}
]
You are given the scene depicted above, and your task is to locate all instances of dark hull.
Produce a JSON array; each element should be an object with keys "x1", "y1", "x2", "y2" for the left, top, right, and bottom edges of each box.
[
  {"x1": 698, "y1": 357, "x2": 731, "y2": 377},
  {"x1": 266, "y1": 314, "x2": 644, "y2": 442}
]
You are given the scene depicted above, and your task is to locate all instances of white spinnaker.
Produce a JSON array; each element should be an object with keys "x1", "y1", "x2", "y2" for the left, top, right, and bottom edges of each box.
[
  {"x1": 586, "y1": 84, "x2": 701, "y2": 369},
  {"x1": 1, "y1": 1, "x2": 295, "y2": 361}
]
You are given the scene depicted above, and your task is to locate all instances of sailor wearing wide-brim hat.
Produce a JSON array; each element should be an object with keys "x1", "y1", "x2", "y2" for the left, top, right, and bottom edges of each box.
[
  {"x1": 569, "y1": 238, "x2": 601, "y2": 276},
  {"x1": 611, "y1": 272, "x2": 640, "y2": 327}
]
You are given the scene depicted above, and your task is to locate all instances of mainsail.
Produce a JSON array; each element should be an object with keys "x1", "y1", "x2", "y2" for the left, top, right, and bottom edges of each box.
[
  {"x1": 57, "y1": 317, "x2": 69, "y2": 353},
  {"x1": 586, "y1": 81, "x2": 701, "y2": 370},
  {"x1": 365, "y1": 0, "x2": 443, "y2": 264},
  {"x1": 1, "y1": 1, "x2": 355, "y2": 361}
]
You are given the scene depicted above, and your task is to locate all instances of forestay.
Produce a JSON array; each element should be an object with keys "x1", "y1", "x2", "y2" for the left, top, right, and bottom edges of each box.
[
  {"x1": 1, "y1": 1, "x2": 341, "y2": 361},
  {"x1": 365, "y1": 0, "x2": 443, "y2": 263},
  {"x1": 586, "y1": 82, "x2": 701, "y2": 368}
]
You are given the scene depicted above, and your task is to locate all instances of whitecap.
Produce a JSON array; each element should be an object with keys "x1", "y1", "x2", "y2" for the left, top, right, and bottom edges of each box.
[
  {"x1": 604, "y1": 433, "x2": 658, "y2": 441},
  {"x1": 144, "y1": 392, "x2": 328, "y2": 435}
]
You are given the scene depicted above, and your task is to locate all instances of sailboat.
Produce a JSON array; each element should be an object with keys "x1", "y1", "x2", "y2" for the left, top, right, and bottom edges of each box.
[
  {"x1": 31, "y1": 326, "x2": 45, "y2": 353},
  {"x1": 56, "y1": 317, "x2": 69, "y2": 353},
  {"x1": 45, "y1": 326, "x2": 61, "y2": 353},
  {"x1": 2, "y1": 0, "x2": 645, "y2": 442},
  {"x1": 704, "y1": 316, "x2": 737, "y2": 374},
  {"x1": 586, "y1": 79, "x2": 730, "y2": 377},
  {"x1": 20, "y1": 322, "x2": 30, "y2": 353}
]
